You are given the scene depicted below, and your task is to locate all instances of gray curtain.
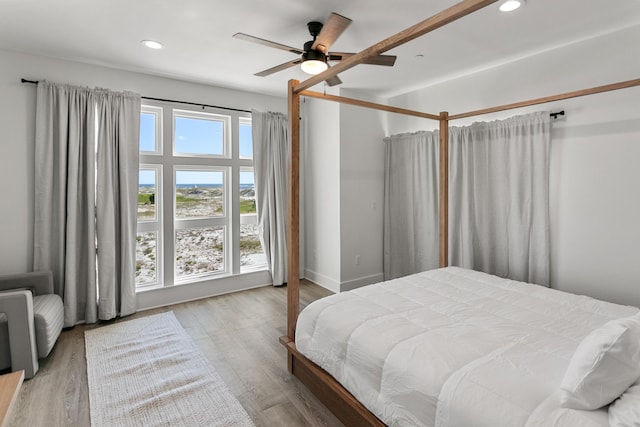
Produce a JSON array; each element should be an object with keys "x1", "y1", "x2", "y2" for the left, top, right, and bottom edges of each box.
[
  {"x1": 251, "y1": 110, "x2": 289, "y2": 286},
  {"x1": 95, "y1": 90, "x2": 141, "y2": 319},
  {"x1": 33, "y1": 81, "x2": 140, "y2": 326},
  {"x1": 34, "y1": 82, "x2": 97, "y2": 326},
  {"x1": 449, "y1": 112, "x2": 551, "y2": 285},
  {"x1": 383, "y1": 131, "x2": 440, "y2": 280}
]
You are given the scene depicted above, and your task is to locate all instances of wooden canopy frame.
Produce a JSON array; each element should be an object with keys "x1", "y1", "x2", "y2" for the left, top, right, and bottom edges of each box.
[{"x1": 279, "y1": 0, "x2": 640, "y2": 425}]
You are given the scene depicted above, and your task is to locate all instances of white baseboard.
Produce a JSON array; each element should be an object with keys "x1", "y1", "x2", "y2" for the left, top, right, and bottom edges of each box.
[
  {"x1": 303, "y1": 269, "x2": 341, "y2": 293},
  {"x1": 303, "y1": 269, "x2": 384, "y2": 293},
  {"x1": 340, "y1": 273, "x2": 384, "y2": 292}
]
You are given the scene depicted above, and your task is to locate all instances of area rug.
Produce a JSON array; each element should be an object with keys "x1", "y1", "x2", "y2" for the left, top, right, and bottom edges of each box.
[{"x1": 85, "y1": 311, "x2": 255, "y2": 427}]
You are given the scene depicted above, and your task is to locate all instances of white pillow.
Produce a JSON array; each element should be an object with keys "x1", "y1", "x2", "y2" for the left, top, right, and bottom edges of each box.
[
  {"x1": 559, "y1": 312, "x2": 640, "y2": 410},
  {"x1": 609, "y1": 380, "x2": 640, "y2": 427}
]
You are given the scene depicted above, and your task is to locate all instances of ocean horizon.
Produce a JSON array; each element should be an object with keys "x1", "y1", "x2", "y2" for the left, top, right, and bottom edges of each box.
[{"x1": 140, "y1": 183, "x2": 254, "y2": 188}]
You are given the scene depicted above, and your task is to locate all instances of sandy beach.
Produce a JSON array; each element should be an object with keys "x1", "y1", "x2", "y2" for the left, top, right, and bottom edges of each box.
[{"x1": 136, "y1": 185, "x2": 265, "y2": 285}]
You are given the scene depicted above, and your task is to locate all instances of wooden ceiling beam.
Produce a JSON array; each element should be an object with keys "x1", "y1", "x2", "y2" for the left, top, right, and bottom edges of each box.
[
  {"x1": 449, "y1": 78, "x2": 640, "y2": 120},
  {"x1": 300, "y1": 90, "x2": 440, "y2": 121}
]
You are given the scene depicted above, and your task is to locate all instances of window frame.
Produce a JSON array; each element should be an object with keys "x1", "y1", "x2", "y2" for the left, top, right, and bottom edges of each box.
[
  {"x1": 174, "y1": 166, "x2": 229, "y2": 220},
  {"x1": 172, "y1": 109, "x2": 231, "y2": 159},
  {"x1": 173, "y1": 165, "x2": 232, "y2": 282},
  {"x1": 238, "y1": 166, "x2": 266, "y2": 273},
  {"x1": 239, "y1": 116, "x2": 253, "y2": 160},
  {"x1": 136, "y1": 165, "x2": 164, "y2": 289},
  {"x1": 140, "y1": 105, "x2": 163, "y2": 155},
  {"x1": 135, "y1": 102, "x2": 265, "y2": 291}
]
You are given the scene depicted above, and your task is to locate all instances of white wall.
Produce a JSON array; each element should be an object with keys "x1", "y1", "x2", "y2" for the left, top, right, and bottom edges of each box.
[
  {"x1": 387, "y1": 25, "x2": 640, "y2": 307},
  {"x1": 302, "y1": 89, "x2": 388, "y2": 293},
  {"x1": 0, "y1": 49, "x2": 286, "y2": 307},
  {"x1": 302, "y1": 97, "x2": 342, "y2": 292},
  {"x1": 339, "y1": 89, "x2": 387, "y2": 291}
]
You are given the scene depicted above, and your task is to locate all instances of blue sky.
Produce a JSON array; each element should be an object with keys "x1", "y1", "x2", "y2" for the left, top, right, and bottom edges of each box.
[
  {"x1": 139, "y1": 112, "x2": 254, "y2": 186},
  {"x1": 239, "y1": 122, "x2": 252, "y2": 158},
  {"x1": 139, "y1": 169, "x2": 155, "y2": 185},
  {"x1": 139, "y1": 113, "x2": 156, "y2": 152},
  {"x1": 175, "y1": 116, "x2": 223, "y2": 155}
]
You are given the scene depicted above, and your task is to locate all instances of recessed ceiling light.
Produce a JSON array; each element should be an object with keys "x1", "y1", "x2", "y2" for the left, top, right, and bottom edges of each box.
[
  {"x1": 141, "y1": 40, "x2": 165, "y2": 50},
  {"x1": 499, "y1": 0, "x2": 525, "y2": 12}
]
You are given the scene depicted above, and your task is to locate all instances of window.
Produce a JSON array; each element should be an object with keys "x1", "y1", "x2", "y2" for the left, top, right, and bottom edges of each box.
[
  {"x1": 175, "y1": 169, "x2": 226, "y2": 219},
  {"x1": 139, "y1": 106, "x2": 162, "y2": 154},
  {"x1": 136, "y1": 165, "x2": 163, "y2": 287},
  {"x1": 239, "y1": 167, "x2": 266, "y2": 272},
  {"x1": 136, "y1": 103, "x2": 266, "y2": 290},
  {"x1": 173, "y1": 110, "x2": 230, "y2": 157},
  {"x1": 174, "y1": 167, "x2": 229, "y2": 280},
  {"x1": 239, "y1": 117, "x2": 253, "y2": 159}
]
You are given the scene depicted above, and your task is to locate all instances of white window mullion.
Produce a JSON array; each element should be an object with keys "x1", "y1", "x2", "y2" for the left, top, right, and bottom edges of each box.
[
  {"x1": 162, "y1": 105, "x2": 175, "y2": 286},
  {"x1": 231, "y1": 116, "x2": 240, "y2": 275}
]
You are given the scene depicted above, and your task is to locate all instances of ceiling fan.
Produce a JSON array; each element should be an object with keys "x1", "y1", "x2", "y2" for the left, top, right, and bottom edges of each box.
[{"x1": 233, "y1": 12, "x2": 397, "y2": 86}]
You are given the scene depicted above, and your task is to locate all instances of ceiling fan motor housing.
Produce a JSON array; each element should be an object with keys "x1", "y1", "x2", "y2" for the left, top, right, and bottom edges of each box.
[
  {"x1": 302, "y1": 45, "x2": 326, "y2": 62},
  {"x1": 307, "y1": 21, "x2": 323, "y2": 38}
]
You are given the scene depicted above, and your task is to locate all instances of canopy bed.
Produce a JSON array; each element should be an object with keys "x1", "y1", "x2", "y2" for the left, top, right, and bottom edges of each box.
[{"x1": 280, "y1": 0, "x2": 640, "y2": 425}]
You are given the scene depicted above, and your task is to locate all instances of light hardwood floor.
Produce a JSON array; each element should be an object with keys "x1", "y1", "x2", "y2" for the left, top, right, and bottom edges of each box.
[{"x1": 8, "y1": 281, "x2": 344, "y2": 427}]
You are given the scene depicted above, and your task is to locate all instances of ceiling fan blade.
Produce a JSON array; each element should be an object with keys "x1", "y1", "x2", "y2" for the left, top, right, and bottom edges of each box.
[
  {"x1": 254, "y1": 59, "x2": 302, "y2": 77},
  {"x1": 311, "y1": 13, "x2": 352, "y2": 53},
  {"x1": 328, "y1": 52, "x2": 397, "y2": 66},
  {"x1": 233, "y1": 33, "x2": 303, "y2": 55},
  {"x1": 322, "y1": 63, "x2": 342, "y2": 86},
  {"x1": 325, "y1": 75, "x2": 343, "y2": 86}
]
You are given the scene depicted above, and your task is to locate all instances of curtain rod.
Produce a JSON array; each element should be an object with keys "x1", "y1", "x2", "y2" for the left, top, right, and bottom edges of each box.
[
  {"x1": 22, "y1": 78, "x2": 563, "y2": 118},
  {"x1": 20, "y1": 79, "x2": 251, "y2": 114}
]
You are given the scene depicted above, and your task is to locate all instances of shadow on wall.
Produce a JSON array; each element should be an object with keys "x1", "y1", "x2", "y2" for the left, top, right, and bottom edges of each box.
[{"x1": 552, "y1": 118, "x2": 640, "y2": 140}]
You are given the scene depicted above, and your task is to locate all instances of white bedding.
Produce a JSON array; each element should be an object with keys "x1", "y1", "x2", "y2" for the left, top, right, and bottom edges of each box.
[{"x1": 296, "y1": 267, "x2": 639, "y2": 427}]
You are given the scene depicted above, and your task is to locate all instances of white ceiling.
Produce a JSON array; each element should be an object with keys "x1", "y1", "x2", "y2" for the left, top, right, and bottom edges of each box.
[{"x1": 1, "y1": 0, "x2": 639, "y2": 98}]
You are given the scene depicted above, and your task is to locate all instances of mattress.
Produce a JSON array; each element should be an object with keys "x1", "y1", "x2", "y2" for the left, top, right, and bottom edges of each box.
[{"x1": 296, "y1": 267, "x2": 639, "y2": 427}]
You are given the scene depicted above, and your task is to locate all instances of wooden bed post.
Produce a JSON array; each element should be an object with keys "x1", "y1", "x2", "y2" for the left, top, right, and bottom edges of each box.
[
  {"x1": 439, "y1": 111, "x2": 449, "y2": 268},
  {"x1": 287, "y1": 79, "x2": 301, "y2": 347}
]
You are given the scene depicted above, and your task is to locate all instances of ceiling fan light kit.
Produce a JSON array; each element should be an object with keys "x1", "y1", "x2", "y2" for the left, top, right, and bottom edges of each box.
[
  {"x1": 233, "y1": 12, "x2": 397, "y2": 86},
  {"x1": 301, "y1": 59, "x2": 328, "y2": 75},
  {"x1": 300, "y1": 46, "x2": 328, "y2": 75}
]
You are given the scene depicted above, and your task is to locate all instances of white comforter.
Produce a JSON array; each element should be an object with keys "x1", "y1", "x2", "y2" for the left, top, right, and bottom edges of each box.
[{"x1": 296, "y1": 267, "x2": 638, "y2": 427}]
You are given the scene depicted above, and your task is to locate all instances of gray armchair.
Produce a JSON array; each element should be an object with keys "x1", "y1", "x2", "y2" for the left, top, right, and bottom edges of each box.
[{"x1": 0, "y1": 271, "x2": 64, "y2": 379}]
